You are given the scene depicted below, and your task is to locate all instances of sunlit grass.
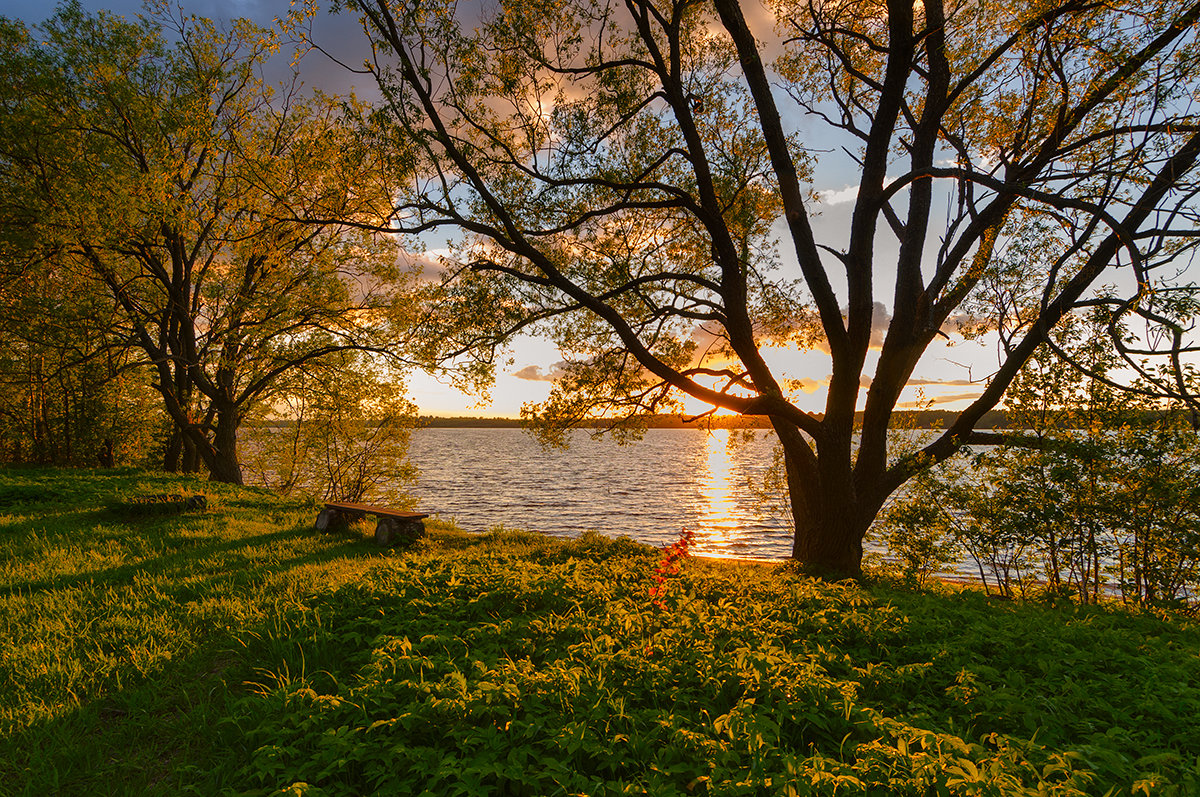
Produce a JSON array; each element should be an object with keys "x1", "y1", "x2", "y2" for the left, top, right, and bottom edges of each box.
[{"x1": 0, "y1": 467, "x2": 1197, "y2": 795}]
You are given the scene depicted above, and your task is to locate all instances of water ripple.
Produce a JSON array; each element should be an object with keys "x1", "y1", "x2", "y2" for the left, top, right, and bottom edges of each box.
[{"x1": 407, "y1": 427, "x2": 790, "y2": 559}]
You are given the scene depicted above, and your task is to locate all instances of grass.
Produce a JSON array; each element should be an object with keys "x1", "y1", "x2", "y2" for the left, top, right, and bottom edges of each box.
[{"x1": 0, "y1": 467, "x2": 1198, "y2": 795}]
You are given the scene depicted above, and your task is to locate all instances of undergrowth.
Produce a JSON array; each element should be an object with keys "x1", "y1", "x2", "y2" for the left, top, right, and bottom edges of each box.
[{"x1": 0, "y1": 468, "x2": 1197, "y2": 795}]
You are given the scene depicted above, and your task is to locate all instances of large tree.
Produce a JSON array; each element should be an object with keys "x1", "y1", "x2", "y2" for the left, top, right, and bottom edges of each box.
[
  {"x1": 341, "y1": 0, "x2": 1200, "y2": 576},
  {"x1": 0, "y1": 3, "x2": 410, "y2": 483}
]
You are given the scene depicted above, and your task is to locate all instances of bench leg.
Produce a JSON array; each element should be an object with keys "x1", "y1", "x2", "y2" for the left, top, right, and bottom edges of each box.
[
  {"x1": 375, "y1": 517, "x2": 426, "y2": 546},
  {"x1": 315, "y1": 507, "x2": 342, "y2": 532}
]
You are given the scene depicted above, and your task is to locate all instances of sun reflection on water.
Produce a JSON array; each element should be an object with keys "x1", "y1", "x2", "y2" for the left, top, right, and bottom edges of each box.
[{"x1": 695, "y1": 429, "x2": 746, "y2": 557}]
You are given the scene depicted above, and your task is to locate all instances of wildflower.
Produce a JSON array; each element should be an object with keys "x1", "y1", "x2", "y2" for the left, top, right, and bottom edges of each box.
[{"x1": 647, "y1": 527, "x2": 695, "y2": 610}]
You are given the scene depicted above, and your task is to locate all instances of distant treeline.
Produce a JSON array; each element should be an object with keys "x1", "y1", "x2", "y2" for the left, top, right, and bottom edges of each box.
[
  {"x1": 261, "y1": 409, "x2": 1192, "y2": 432},
  {"x1": 413, "y1": 411, "x2": 1016, "y2": 430}
]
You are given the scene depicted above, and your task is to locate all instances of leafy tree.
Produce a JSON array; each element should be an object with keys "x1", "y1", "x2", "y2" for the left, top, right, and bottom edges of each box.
[
  {"x1": 872, "y1": 481, "x2": 959, "y2": 589},
  {"x1": 883, "y1": 317, "x2": 1200, "y2": 604},
  {"x1": 978, "y1": 320, "x2": 1122, "y2": 601},
  {"x1": 242, "y1": 353, "x2": 419, "y2": 505},
  {"x1": 337, "y1": 0, "x2": 1200, "y2": 575},
  {"x1": 913, "y1": 408, "x2": 1200, "y2": 606},
  {"x1": 0, "y1": 3, "x2": 411, "y2": 483},
  {"x1": 1105, "y1": 423, "x2": 1200, "y2": 606}
]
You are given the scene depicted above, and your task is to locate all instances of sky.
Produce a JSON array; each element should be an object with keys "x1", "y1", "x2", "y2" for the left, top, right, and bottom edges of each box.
[{"x1": 4, "y1": 0, "x2": 1006, "y2": 418}]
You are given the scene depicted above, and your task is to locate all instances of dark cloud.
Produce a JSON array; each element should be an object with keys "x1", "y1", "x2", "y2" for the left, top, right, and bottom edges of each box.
[
  {"x1": 868, "y1": 301, "x2": 891, "y2": 349},
  {"x1": 0, "y1": 0, "x2": 141, "y2": 22},
  {"x1": 3, "y1": 0, "x2": 378, "y2": 98},
  {"x1": 799, "y1": 302, "x2": 891, "y2": 356},
  {"x1": 927, "y1": 391, "x2": 985, "y2": 405},
  {"x1": 288, "y1": 7, "x2": 383, "y2": 97}
]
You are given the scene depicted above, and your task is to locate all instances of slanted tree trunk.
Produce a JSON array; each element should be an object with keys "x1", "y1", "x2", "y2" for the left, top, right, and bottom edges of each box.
[
  {"x1": 154, "y1": 371, "x2": 243, "y2": 484},
  {"x1": 164, "y1": 419, "x2": 205, "y2": 473},
  {"x1": 162, "y1": 361, "x2": 203, "y2": 473},
  {"x1": 182, "y1": 434, "x2": 202, "y2": 473}
]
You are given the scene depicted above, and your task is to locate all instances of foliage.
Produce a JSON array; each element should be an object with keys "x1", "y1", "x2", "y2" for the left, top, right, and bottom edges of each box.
[
  {"x1": 873, "y1": 474, "x2": 961, "y2": 589},
  {"x1": 646, "y1": 526, "x2": 695, "y2": 610},
  {"x1": 1, "y1": 469, "x2": 1199, "y2": 795},
  {"x1": 1106, "y1": 425, "x2": 1200, "y2": 605},
  {"x1": 873, "y1": 321, "x2": 1200, "y2": 605},
  {"x1": 0, "y1": 233, "x2": 163, "y2": 467}
]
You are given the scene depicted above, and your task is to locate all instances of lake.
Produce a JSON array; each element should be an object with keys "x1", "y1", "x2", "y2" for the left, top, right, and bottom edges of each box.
[{"x1": 406, "y1": 427, "x2": 797, "y2": 560}]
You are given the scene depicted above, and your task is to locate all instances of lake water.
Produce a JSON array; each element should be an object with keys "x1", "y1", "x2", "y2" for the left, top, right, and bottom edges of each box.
[{"x1": 406, "y1": 427, "x2": 796, "y2": 560}]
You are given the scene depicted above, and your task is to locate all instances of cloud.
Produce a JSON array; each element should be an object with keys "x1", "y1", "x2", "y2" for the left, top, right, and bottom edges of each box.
[
  {"x1": 927, "y1": 391, "x2": 986, "y2": 406},
  {"x1": 817, "y1": 185, "x2": 859, "y2": 205},
  {"x1": 941, "y1": 312, "x2": 995, "y2": 336},
  {"x1": 791, "y1": 377, "x2": 825, "y2": 394},
  {"x1": 398, "y1": 248, "x2": 453, "y2": 281},
  {"x1": 690, "y1": 323, "x2": 728, "y2": 351},
  {"x1": 897, "y1": 391, "x2": 984, "y2": 409},
  {"x1": 512, "y1": 361, "x2": 570, "y2": 382},
  {"x1": 817, "y1": 174, "x2": 912, "y2": 207},
  {"x1": 906, "y1": 377, "x2": 978, "y2": 387},
  {"x1": 688, "y1": 323, "x2": 742, "y2": 369},
  {"x1": 869, "y1": 302, "x2": 890, "y2": 350},
  {"x1": 752, "y1": 302, "x2": 890, "y2": 357}
]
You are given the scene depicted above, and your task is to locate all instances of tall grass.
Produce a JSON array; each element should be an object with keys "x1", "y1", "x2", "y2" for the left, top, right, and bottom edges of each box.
[{"x1": 0, "y1": 468, "x2": 1197, "y2": 795}]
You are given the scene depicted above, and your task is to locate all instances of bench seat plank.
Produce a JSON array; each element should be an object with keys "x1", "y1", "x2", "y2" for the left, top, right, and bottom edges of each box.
[
  {"x1": 315, "y1": 501, "x2": 429, "y2": 547},
  {"x1": 322, "y1": 501, "x2": 429, "y2": 520}
]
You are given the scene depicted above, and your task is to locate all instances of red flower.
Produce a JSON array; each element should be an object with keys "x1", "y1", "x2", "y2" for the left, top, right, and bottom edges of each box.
[{"x1": 647, "y1": 528, "x2": 694, "y2": 610}]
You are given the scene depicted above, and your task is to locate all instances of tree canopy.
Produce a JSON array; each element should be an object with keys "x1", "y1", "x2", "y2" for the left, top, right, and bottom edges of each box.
[
  {"x1": 0, "y1": 2, "x2": 413, "y2": 483},
  {"x1": 339, "y1": 0, "x2": 1200, "y2": 575}
]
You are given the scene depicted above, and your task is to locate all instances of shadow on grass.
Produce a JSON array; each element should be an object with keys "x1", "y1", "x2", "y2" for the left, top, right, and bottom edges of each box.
[
  {"x1": 0, "y1": 526, "x2": 421, "y2": 795},
  {"x1": 0, "y1": 524, "x2": 382, "y2": 598}
]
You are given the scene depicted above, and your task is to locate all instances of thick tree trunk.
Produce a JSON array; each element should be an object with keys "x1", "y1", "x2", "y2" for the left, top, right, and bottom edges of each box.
[
  {"x1": 777, "y1": 424, "x2": 874, "y2": 579},
  {"x1": 207, "y1": 450, "x2": 243, "y2": 484},
  {"x1": 204, "y1": 407, "x2": 243, "y2": 485},
  {"x1": 791, "y1": 509, "x2": 867, "y2": 579}
]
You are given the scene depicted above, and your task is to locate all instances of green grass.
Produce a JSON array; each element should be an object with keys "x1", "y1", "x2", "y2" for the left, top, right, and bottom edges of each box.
[{"x1": 0, "y1": 468, "x2": 1197, "y2": 795}]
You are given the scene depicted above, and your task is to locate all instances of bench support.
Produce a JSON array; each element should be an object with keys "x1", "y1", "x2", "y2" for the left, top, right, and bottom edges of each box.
[
  {"x1": 374, "y1": 516, "x2": 426, "y2": 546},
  {"x1": 314, "y1": 506, "x2": 348, "y2": 532},
  {"x1": 314, "y1": 501, "x2": 428, "y2": 547}
]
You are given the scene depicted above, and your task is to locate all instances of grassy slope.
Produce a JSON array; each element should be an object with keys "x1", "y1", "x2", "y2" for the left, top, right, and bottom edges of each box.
[{"x1": 0, "y1": 468, "x2": 1197, "y2": 796}]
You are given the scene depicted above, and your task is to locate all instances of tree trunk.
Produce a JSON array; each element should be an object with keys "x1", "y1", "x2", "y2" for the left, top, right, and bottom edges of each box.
[
  {"x1": 181, "y1": 433, "x2": 202, "y2": 473},
  {"x1": 791, "y1": 506, "x2": 867, "y2": 579},
  {"x1": 777, "y1": 426, "x2": 872, "y2": 579},
  {"x1": 205, "y1": 406, "x2": 243, "y2": 485},
  {"x1": 163, "y1": 427, "x2": 182, "y2": 472}
]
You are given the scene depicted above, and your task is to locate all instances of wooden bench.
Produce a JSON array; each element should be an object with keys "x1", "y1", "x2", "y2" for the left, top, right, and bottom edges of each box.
[{"x1": 314, "y1": 501, "x2": 430, "y2": 546}]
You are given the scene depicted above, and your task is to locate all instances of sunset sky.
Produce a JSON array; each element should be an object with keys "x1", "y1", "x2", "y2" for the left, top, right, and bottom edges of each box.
[{"x1": 5, "y1": 0, "x2": 1005, "y2": 417}]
